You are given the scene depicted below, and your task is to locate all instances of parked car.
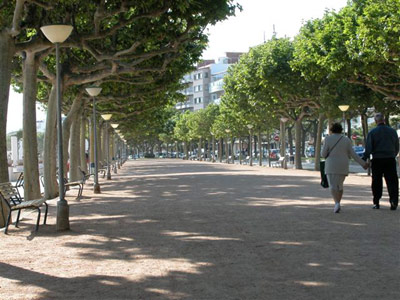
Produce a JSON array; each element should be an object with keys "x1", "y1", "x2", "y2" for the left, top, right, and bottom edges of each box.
[
  {"x1": 353, "y1": 146, "x2": 365, "y2": 157},
  {"x1": 269, "y1": 149, "x2": 280, "y2": 160}
]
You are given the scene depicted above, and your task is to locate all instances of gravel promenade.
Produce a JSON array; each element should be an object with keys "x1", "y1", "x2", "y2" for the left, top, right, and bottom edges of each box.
[{"x1": 0, "y1": 159, "x2": 398, "y2": 300}]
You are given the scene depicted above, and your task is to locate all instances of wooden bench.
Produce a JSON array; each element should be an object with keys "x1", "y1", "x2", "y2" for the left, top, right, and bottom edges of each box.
[
  {"x1": 271, "y1": 157, "x2": 285, "y2": 168},
  {"x1": 0, "y1": 182, "x2": 48, "y2": 234},
  {"x1": 14, "y1": 172, "x2": 24, "y2": 200},
  {"x1": 98, "y1": 162, "x2": 107, "y2": 178},
  {"x1": 63, "y1": 167, "x2": 91, "y2": 199}
]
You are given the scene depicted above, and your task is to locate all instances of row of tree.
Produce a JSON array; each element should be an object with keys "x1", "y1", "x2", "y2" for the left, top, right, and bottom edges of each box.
[
  {"x1": 0, "y1": 0, "x2": 240, "y2": 207},
  {"x1": 126, "y1": 0, "x2": 400, "y2": 169}
]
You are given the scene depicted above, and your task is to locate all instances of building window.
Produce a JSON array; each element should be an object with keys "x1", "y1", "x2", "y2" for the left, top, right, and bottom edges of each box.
[
  {"x1": 194, "y1": 85, "x2": 202, "y2": 92},
  {"x1": 194, "y1": 97, "x2": 203, "y2": 104},
  {"x1": 205, "y1": 72, "x2": 208, "y2": 78},
  {"x1": 194, "y1": 73, "x2": 202, "y2": 80}
]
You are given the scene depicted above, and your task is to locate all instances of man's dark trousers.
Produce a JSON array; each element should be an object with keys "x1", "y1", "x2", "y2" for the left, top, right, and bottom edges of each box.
[{"x1": 371, "y1": 158, "x2": 399, "y2": 207}]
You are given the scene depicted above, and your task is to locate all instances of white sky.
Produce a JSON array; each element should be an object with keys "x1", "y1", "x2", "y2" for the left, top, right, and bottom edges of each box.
[
  {"x1": 6, "y1": 0, "x2": 347, "y2": 133},
  {"x1": 202, "y1": 0, "x2": 347, "y2": 60}
]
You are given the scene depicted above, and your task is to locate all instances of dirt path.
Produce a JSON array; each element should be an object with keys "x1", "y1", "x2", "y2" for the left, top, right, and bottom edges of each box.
[{"x1": 0, "y1": 159, "x2": 398, "y2": 300}]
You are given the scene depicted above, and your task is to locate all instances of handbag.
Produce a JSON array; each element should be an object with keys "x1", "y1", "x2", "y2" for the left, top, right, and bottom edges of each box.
[
  {"x1": 320, "y1": 161, "x2": 329, "y2": 188},
  {"x1": 320, "y1": 136, "x2": 343, "y2": 188}
]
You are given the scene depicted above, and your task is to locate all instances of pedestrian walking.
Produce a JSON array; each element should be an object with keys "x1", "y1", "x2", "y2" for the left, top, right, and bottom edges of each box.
[
  {"x1": 363, "y1": 113, "x2": 399, "y2": 210},
  {"x1": 322, "y1": 123, "x2": 368, "y2": 213}
]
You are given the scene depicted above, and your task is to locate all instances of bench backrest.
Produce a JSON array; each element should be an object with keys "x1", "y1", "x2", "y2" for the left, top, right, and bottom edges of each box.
[
  {"x1": 15, "y1": 172, "x2": 24, "y2": 188},
  {"x1": 0, "y1": 182, "x2": 22, "y2": 207},
  {"x1": 78, "y1": 166, "x2": 90, "y2": 183}
]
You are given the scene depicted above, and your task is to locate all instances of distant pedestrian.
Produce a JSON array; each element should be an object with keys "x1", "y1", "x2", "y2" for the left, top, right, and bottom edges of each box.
[
  {"x1": 322, "y1": 123, "x2": 368, "y2": 213},
  {"x1": 363, "y1": 113, "x2": 399, "y2": 210}
]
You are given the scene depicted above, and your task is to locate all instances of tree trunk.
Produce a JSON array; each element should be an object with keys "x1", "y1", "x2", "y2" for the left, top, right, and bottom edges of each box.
[
  {"x1": 97, "y1": 121, "x2": 102, "y2": 165},
  {"x1": 267, "y1": 130, "x2": 271, "y2": 167},
  {"x1": 361, "y1": 113, "x2": 369, "y2": 146},
  {"x1": 231, "y1": 137, "x2": 235, "y2": 163},
  {"x1": 346, "y1": 118, "x2": 352, "y2": 138},
  {"x1": 62, "y1": 96, "x2": 83, "y2": 179},
  {"x1": 225, "y1": 138, "x2": 229, "y2": 163},
  {"x1": 89, "y1": 117, "x2": 95, "y2": 173},
  {"x1": 312, "y1": 121, "x2": 318, "y2": 150},
  {"x1": 280, "y1": 121, "x2": 285, "y2": 157},
  {"x1": 258, "y1": 131, "x2": 262, "y2": 166},
  {"x1": 301, "y1": 126, "x2": 306, "y2": 157},
  {"x1": 288, "y1": 126, "x2": 294, "y2": 155},
  {"x1": 22, "y1": 51, "x2": 41, "y2": 200},
  {"x1": 207, "y1": 139, "x2": 211, "y2": 160},
  {"x1": 219, "y1": 138, "x2": 223, "y2": 163},
  {"x1": 295, "y1": 118, "x2": 303, "y2": 169},
  {"x1": 198, "y1": 138, "x2": 202, "y2": 161},
  {"x1": 110, "y1": 131, "x2": 114, "y2": 161},
  {"x1": 0, "y1": 32, "x2": 15, "y2": 226},
  {"x1": 101, "y1": 123, "x2": 107, "y2": 165},
  {"x1": 43, "y1": 86, "x2": 59, "y2": 199},
  {"x1": 385, "y1": 114, "x2": 390, "y2": 127},
  {"x1": 184, "y1": 141, "x2": 188, "y2": 159},
  {"x1": 69, "y1": 113, "x2": 81, "y2": 181},
  {"x1": 314, "y1": 113, "x2": 325, "y2": 171},
  {"x1": 239, "y1": 137, "x2": 242, "y2": 164},
  {"x1": 0, "y1": 32, "x2": 15, "y2": 184},
  {"x1": 80, "y1": 114, "x2": 88, "y2": 173}
]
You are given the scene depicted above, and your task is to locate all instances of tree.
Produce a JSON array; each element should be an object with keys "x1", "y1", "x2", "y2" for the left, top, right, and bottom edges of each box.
[{"x1": 174, "y1": 111, "x2": 192, "y2": 159}]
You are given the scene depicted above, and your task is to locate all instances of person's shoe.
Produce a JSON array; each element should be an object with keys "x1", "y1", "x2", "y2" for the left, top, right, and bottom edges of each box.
[
  {"x1": 390, "y1": 202, "x2": 397, "y2": 211},
  {"x1": 334, "y1": 203, "x2": 340, "y2": 213},
  {"x1": 372, "y1": 204, "x2": 380, "y2": 209}
]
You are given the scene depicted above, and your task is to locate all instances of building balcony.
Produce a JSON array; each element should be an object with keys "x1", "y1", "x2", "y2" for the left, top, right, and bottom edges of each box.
[
  {"x1": 209, "y1": 79, "x2": 224, "y2": 93},
  {"x1": 212, "y1": 98, "x2": 221, "y2": 105},
  {"x1": 178, "y1": 87, "x2": 193, "y2": 96},
  {"x1": 175, "y1": 102, "x2": 193, "y2": 110},
  {"x1": 181, "y1": 74, "x2": 193, "y2": 83}
]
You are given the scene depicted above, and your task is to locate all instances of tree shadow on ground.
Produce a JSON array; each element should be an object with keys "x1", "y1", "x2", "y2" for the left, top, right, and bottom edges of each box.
[{"x1": 1, "y1": 159, "x2": 399, "y2": 300}]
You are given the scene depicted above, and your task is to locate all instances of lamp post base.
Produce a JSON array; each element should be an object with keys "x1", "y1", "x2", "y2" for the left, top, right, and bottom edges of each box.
[
  {"x1": 56, "y1": 200, "x2": 70, "y2": 231},
  {"x1": 93, "y1": 183, "x2": 101, "y2": 193}
]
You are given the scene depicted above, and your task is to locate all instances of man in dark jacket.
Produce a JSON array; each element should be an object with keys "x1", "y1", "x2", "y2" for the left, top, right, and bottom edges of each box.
[{"x1": 363, "y1": 113, "x2": 399, "y2": 210}]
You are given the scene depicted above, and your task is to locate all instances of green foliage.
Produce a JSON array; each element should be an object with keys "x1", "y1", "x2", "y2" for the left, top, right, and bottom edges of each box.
[
  {"x1": 174, "y1": 110, "x2": 192, "y2": 142},
  {"x1": 292, "y1": 0, "x2": 400, "y2": 101}
]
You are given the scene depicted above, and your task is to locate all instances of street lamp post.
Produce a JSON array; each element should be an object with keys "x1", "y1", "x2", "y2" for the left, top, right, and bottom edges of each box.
[
  {"x1": 280, "y1": 117, "x2": 289, "y2": 169},
  {"x1": 101, "y1": 114, "x2": 113, "y2": 180},
  {"x1": 247, "y1": 124, "x2": 254, "y2": 166},
  {"x1": 85, "y1": 86, "x2": 102, "y2": 192},
  {"x1": 40, "y1": 24, "x2": 73, "y2": 231},
  {"x1": 338, "y1": 105, "x2": 349, "y2": 136}
]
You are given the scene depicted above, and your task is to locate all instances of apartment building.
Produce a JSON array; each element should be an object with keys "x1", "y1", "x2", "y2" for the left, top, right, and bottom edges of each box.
[{"x1": 176, "y1": 52, "x2": 243, "y2": 112}]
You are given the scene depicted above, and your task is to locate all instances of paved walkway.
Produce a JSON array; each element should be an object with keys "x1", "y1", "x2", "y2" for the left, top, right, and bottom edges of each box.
[{"x1": 0, "y1": 159, "x2": 398, "y2": 300}]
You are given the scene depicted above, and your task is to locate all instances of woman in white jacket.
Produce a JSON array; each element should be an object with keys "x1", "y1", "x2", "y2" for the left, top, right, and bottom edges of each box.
[{"x1": 322, "y1": 123, "x2": 368, "y2": 213}]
